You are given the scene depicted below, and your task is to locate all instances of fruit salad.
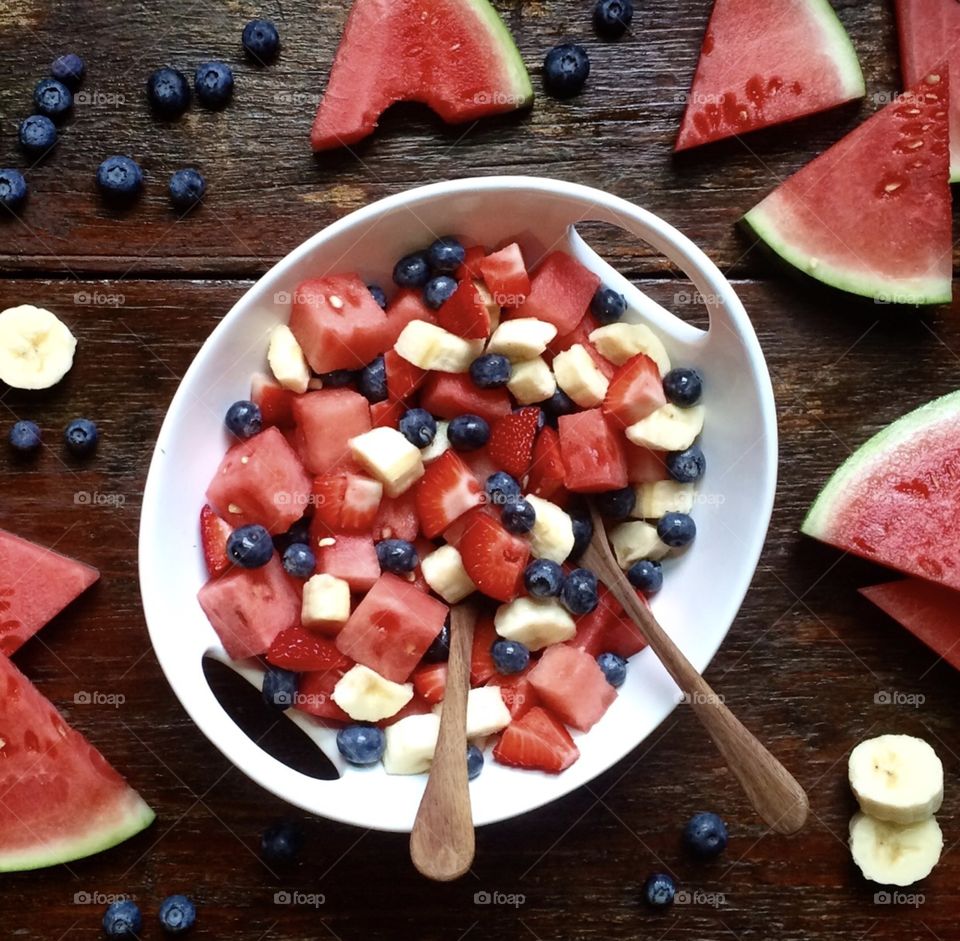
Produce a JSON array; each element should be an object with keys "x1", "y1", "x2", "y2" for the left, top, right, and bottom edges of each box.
[{"x1": 197, "y1": 235, "x2": 706, "y2": 777}]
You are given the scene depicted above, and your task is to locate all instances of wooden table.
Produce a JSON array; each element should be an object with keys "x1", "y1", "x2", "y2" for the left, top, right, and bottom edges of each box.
[{"x1": 2, "y1": 2, "x2": 957, "y2": 938}]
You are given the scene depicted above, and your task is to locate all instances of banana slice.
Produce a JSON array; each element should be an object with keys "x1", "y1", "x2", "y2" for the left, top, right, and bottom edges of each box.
[
  {"x1": 0, "y1": 305, "x2": 77, "y2": 389},
  {"x1": 849, "y1": 812, "x2": 943, "y2": 886},
  {"x1": 626, "y1": 404, "x2": 704, "y2": 452},
  {"x1": 267, "y1": 324, "x2": 310, "y2": 393},
  {"x1": 849, "y1": 735, "x2": 944, "y2": 824},
  {"x1": 331, "y1": 664, "x2": 413, "y2": 722}
]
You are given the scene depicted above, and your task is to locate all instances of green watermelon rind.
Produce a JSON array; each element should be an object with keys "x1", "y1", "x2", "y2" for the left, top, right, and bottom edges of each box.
[
  {"x1": 465, "y1": 0, "x2": 534, "y2": 107},
  {"x1": 801, "y1": 390, "x2": 960, "y2": 541},
  {"x1": 806, "y1": 0, "x2": 867, "y2": 99}
]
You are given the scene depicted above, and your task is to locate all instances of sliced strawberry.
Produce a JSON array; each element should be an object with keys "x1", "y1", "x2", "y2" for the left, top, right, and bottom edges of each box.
[
  {"x1": 412, "y1": 662, "x2": 448, "y2": 704},
  {"x1": 487, "y1": 407, "x2": 541, "y2": 480},
  {"x1": 625, "y1": 443, "x2": 669, "y2": 483},
  {"x1": 437, "y1": 279, "x2": 494, "y2": 339},
  {"x1": 456, "y1": 244, "x2": 487, "y2": 281},
  {"x1": 419, "y1": 372, "x2": 512, "y2": 425},
  {"x1": 370, "y1": 398, "x2": 405, "y2": 429},
  {"x1": 372, "y1": 490, "x2": 420, "y2": 542},
  {"x1": 200, "y1": 504, "x2": 232, "y2": 578},
  {"x1": 443, "y1": 503, "x2": 495, "y2": 547},
  {"x1": 339, "y1": 473, "x2": 383, "y2": 530},
  {"x1": 602, "y1": 353, "x2": 666, "y2": 430},
  {"x1": 492, "y1": 706, "x2": 580, "y2": 773},
  {"x1": 459, "y1": 510, "x2": 529, "y2": 603},
  {"x1": 267, "y1": 626, "x2": 353, "y2": 672},
  {"x1": 377, "y1": 695, "x2": 434, "y2": 728},
  {"x1": 460, "y1": 447, "x2": 500, "y2": 486},
  {"x1": 546, "y1": 312, "x2": 615, "y2": 380},
  {"x1": 487, "y1": 667, "x2": 538, "y2": 720},
  {"x1": 385, "y1": 348, "x2": 427, "y2": 403},
  {"x1": 527, "y1": 426, "x2": 567, "y2": 503},
  {"x1": 415, "y1": 450, "x2": 484, "y2": 538},
  {"x1": 478, "y1": 242, "x2": 530, "y2": 305},
  {"x1": 297, "y1": 668, "x2": 351, "y2": 722},
  {"x1": 470, "y1": 614, "x2": 499, "y2": 685}
]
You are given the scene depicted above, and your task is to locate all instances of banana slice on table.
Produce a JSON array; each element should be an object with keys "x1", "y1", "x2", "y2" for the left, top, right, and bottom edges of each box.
[
  {"x1": 849, "y1": 812, "x2": 943, "y2": 886},
  {"x1": 848, "y1": 734, "x2": 943, "y2": 824},
  {"x1": 0, "y1": 305, "x2": 77, "y2": 389}
]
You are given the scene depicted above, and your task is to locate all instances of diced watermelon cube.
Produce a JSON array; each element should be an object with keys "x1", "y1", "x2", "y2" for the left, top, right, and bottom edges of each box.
[
  {"x1": 460, "y1": 448, "x2": 501, "y2": 486},
  {"x1": 370, "y1": 398, "x2": 405, "y2": 429},
  {"x1": 603, "y1": 353, "x2": 666, "y2": 430},
  {"x1": 384, "y1": 348, "x2": 426, "y2": 402},
  {"x1": 625, "y1": 443, "x2": 669, "y2": 483},
  {"x1": 479, "y1": 242, "x2": 530, "y2": 305},
  {"x1": 292, "y1": 389, "x2": 371, "y2": 475},
  {"x1": 527, "y1": 644, "x2": 617, "y2": 732},
  {"x1": 251, "y1": 372, "x2": 297, "y2": 428},
  {"x1": 372, "y1": 490, "x2": 420, "y2": 542},
  {"x1": 418, "y1": 372, "x2": 512, "y2": 425},
  {"x1": 316, "y1": 533, "x2": 380, "y2": 592},
  {"x1": 297, "y1": 668, "x2": 351, "y2": 722},
  {"x1": 486, "y1": 667, "x2": 538, "y2": 719},
  {"x1": 372, "y1": 288, "x2": 437, "y2": 351},
  {"x1": 492, "y1": 705, "x2": 580, "y2": 773},
  {"x1": 558, "y1": 408, "x2": 629, "y2": 493},
  {"x1": 509, "y1": 251, "x2": 600, "y2": 336}
]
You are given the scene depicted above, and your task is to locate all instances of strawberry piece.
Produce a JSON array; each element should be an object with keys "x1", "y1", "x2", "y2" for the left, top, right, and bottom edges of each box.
[
  {"x1": 412, "y1": 662, "x2": 448, "y2": 704},
  {"x1": 377, "y1": 695, "x2": 434, "y2": 728},
  {"x1": 311, "y1": 475, "x2": 348, "y2": 534},
  {"x1": 625, "y1": 443, "x2": 669, "y2": 483},
  {"x1": 443, "y1": 503, "x2": 495, "y2": 547},
  {"x1": 437, "y1": 279, "x2": 494, "y2": 339},
  {"x1": 372, "y1": 288, "x2": 438, "y2": 351},
  {"x1": 267, "y1": 626, "x2": 353, "y2": 672},
  {"x1": 200, "y1": 504, "x2": 232, "y2": 578},
  {"x1": 385, "y1": 348, "x2": 427, "y2": 402},
  {"x1": 297, "y1": 668, "x2": 351, "y2": 722},
  {"x1": 546, "y1": 312, "x2": 615, "y2": 380},
  {"x1": 460, "y1": 447, "x2": 500, "y2": 485},
  {"x1": 459, "y1": 510, "x2": 529, "y2": 603},
  {"x1": 419, "y1": 373, "x2": 512, "y2": 425},
  {"x1": 339, "y1": 473, "x2": 383, "y2": 530},
  {"x1": 478, "y1": 242, "x2": 530, "y2": 305},
  {"x1": 415, "y1": 450, "x2": 484, "y2": 538},
  {"x1": 602, "y1": 353, "x2": 666, "y2": 430},
  {"x1": 487, "y1": 407, "x2": 541, "y2": 480},
  {"x1": 372, "y1": 490, "x2": 420, "y2": 542},
  {"x1": 456, "y1": 245, "x2": 487, "y2": 281},
  {"x1": 487, "y1": 667, "x2": 538, "y2": 719},
  {"x1": 568, "y1": 585, "x2": 619, "y2": 656},
  {"x1": 492, "y1": 706, "x2": 580, "y2": 773},
  {"x1": 370, "y1": 398, "x2": 405, "y2": 429},
  {"x1": 527, "y1": 426, "x2": 567, "y2": 503},
  {"x1": 603, "y1": 594, "x2": 648, "y2": 658},
  {"x1": 470, "y1": 614, "x2": 499, "y2": 685}
]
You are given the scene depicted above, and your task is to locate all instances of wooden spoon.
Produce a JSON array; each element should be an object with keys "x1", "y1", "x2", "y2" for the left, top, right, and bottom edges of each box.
[
  {"x1": 409, "y1": 604, "x2": 477, "y2": 880},
  {"x1": 581, "y1": 503, "x2": 809, "y2": 834}
]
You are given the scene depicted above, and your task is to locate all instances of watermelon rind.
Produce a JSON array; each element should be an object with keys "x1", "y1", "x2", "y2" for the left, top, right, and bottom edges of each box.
[
  {"x1": 802, "y1": 390, "x2": 960, "y2": 540},
  {"x1": 465, "y1": 0, "x2": 534, "y2": 107},
  {"x1": 806, "y1": 0, "x2": 867, "y2": 100}
]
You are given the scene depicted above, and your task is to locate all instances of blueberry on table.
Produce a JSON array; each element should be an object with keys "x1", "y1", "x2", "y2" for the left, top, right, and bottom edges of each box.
[
  {"x1": 470, "y1": 353, "x2": 512, "y2": 389},
  {"x1": 146, "y1": 66, "x2": 191, "y2": 117},
  {"x1": 0, "y1": 169, "x2": 28, "y2": 211},
  {"x1": 642, "y1": 872, "x2": 676, "y2": 908},
  {"x1": 227, "y1": 524, "x2": 273, "y2": 568},
  {"x1": 63, "y1": 418, "x2": 98, "y2": 455},
  {"x1": 102, "y1": 899, "x2": 142, "y2": 938},
  {"x1": 424, "y1": 619, "x2": 450, "y2": 662},
  {"x1": 467, "y1": 743, "x2": 484, "y2": 780},
  {"x1": 376, "y1": 538, "x2": 419, "y2": 573},
  {"x1": 399, "y1": 407, "x2": 437, "y2": 447},
  {"x1": 591, "y1": 286, "x2": 627, "y2": 324},
  {"x1": 158, "y1": 894, "x2": 197, "y2": 935},
  {"x1": 561, "y1": 567, "x2": 599, "y2": 615},
  {"x1": 502, "y1": 498, "x2": 536, "y2": 534},
  {"x1": 524, "y1": 558, "x2": 564, "y2": 597},
  {"x1": 683, "y1": 811, "x2": 728, "y2": 859},
  {"x1": 318, "y1": 368, "x2": 356, "y2": 387},
  {"x1": 358, "y1": 355, "x2": 388, "y2": 402},
  {"x1": 448, "y1": 413, "x2": 490, "y2": 450},
  {"x1": 485, "y1": 470, "x2": 521, "y2": 506},
  {"x1": 194, "y1": 61, "x2": 234, "y2": 108},
  {"x1": 169, "y1": 167, "x2": 206, "y2": 210},
  {"x1": 423, "y1": 275, "x2": 458, "y2": 309},
  {"x1": 51, "y1": 52, "x2": 86, "y2": 88},
  {"x1": 260, "y1": 819, "x2": 304, "y2": 863},
  {"x1": 593, "y1": 0, "x2": 634, "y2": 39},
  {"x1": 242, "y1": 18, "x2": 281, "y2": 63},
  {"x1": 33, "y1": 78, "x2": 73, "y2": 121},
  {"x1": 627, "y1": 558, "x2": 663, "y2": 594},
  {"x1": 262, "y1": 666, "x2": 298, "y2": 709},
  {"x1": 663, "y1": 367, "x2": 703, "y2": 407},
  {"x1": 666, "y1": 444, "x2": 705, "y2": 484},
  {"x1": 96, "y1": 156, "x2": 143, "y2": 202},
  {"x1": 9, "y1": 420, "x2": 41, "y2": 453},
  {"x1": 224, "y1": 399, "x2": 262, "y2": 438},
  {"x1": 19, "y1": 115, "x2": 57, "y2": 157},
  {"x1": 426, "y1": 236, "x2": 466, "y2": 273},
  {"x1": 367, "y1": 283, "x2": 388, "y2": 309},
  {"x1": 492, "y1": 638, "x2": 530, "y2": 674},
  {"x1": 282, "y1": 542, "x2": 316, "y2": 578},
  {"x1": 337, "y1": 724, "x2": 386, "y2": 765},
  {"x1": 594, "y1": 485, "x2": 636, "y2": 520},
  {"x1": 597, "y1": 651, "x2": 627, "y2": 687},
  {"x1": 657, "y1": 512, "x2": 696, "y2": 548},
  {"x1": 569, "y1": 510, "x2": 593, "y2": 559},
  {"x1": 543, "y1": 44, "x2": 590, "y2": 99},
  {"x1": 393, "y1": 252, "x2": 430, "y2": 288}
]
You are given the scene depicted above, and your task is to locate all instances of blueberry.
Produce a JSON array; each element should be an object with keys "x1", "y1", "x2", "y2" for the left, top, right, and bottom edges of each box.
[
  {"x1": 427, "y1": 236, "x2": 466, "y2": 273},
  {"x1": 663, "y1": 367, "x2": 703, "y2": 407},
  {"x1": 318, "y1": 369, "x2": 355, "y2": 387},
  {"x1": 470, "y1": 353, "x2": 512, "y2": 389},
  {"x1": 169, "y1": 167, "x2": 205, "y2": 210},
  {"x1": 18, "y1": 115, "x2": 57, "y2": 157},
  {"x1": 0, "y1": 169, "x2": 28, "y2": 211},
  {"x1": 485, "y1": 470, "x2": 521, "y2": 506},
  {"x1": 337, "y1": 724, "x2": 386, "y2": 765},
  {"x1": 262, "y1": 666, "x2": 298, "y2": 709},
  {"x1": 282, "y1": 542, "x2": 316, "y2": 578},
  {"x1": 561, "y1": 567, "x2": 599, "y2": 615},
  {"x1": 227, "y1": 523, "x2": 273, "y2": 568},
  {"x1": 367, "y1": 283, "x2": 387, "y2": 309},
  {"x1": 393, "y1": 252, "x2": 430, "y2": 288},
  {"x1": 448, "y1": 414, "x2": 490, "y2": 450},
  {"x1": 399, "y1": 407, "x2": 436, "y2": 448},
  {"x1": 543, "y1": 44, "x2": 590, "y2": 99},
  {"x1": 423, "y1": 275, "x2": 458, "y2": 309},
  {"x1": 96, "y1": 156, "x2": 143, "y2": 202},
  {"x1": 260, "y1": 819, "x2": 304, "y2": 863},
  {"x1": 597, "y1": 652, "x2": 627, "y2": 687},
  {"x1": 594, "y1": 485, "x2": 636, "y2": 520},
  {"x1": 224, "y1": 399, "x2": 262, "y2": 438},
  {"x1": 590, "y1": 286, "x2": 627, "y2": 324},
  {"x1": 102, "y1": 899, "x2": 142, "y2": 938},
  {"x1": 593, "y1": 0, "x2": 634, "y2": 39},
  {"x1": 242, "y1": 18, "x2": 281, "y2": 63},
  {"x1": 657, "y1": 512, "x2": 696, "y2": 548},
  {"x1": 158, "y1": 894, "x2": 197, "y2": 935},
  {"x1": 376, "y1": 538, "x2": 419, "y2": 574},
  {"x1": 540, "y1": 388, "x2": 577, "y2": 420},
  {"x1": 524, "y1": 558, "x2": 564, "y2": 598},
  {"x1": 195, "y1": 61, "x2": 234, "y2": 108},
  {"x1": 643, "y1": 872, "x2": 676, "y2": 908},
  {"x1": 51, "y1": 52, "x2": 86, "y2": 89},
  {"x1": 9, "y1": 420, "x2": 41, "y2": 453},
  {"x1": 64, "y1": 418, "x2": 98, "y2": 455},
  {"x1": 570, "y1": 511, "x2": 594, "y2": 560},
  {"x1": 492, "y1": 639, "x2": 530, "y2": 674},
  {"x1": 424, "y1": 620, "x2": 450, "y2": 662},
  {"x1": 626, "y1": 559, "x2": 663, "y2": 594},
  {"x1": 284, "y1": 516, "x2": 312, "y2": 547},
  {"x1": 358, "y1": 355, "x2": 387, "y2": 403},
  {"x1": 665, "y1": 445, "x2": 705, "y2": 484},
  {"x1": 147, "y1": 67, "x2": 191, "y2": 117},
  {"x1": 467, "y1": 743, "x2": 484, "y2": 780},
  {"x1": 33, "y1": 78, "x2": 73, "y2": 121},
  {"x1": 502, "y1": 498, "x2": 536, "y2": 534},
  {"x1": 683, "y1": 811, "x2": 728, "y2": 858}
]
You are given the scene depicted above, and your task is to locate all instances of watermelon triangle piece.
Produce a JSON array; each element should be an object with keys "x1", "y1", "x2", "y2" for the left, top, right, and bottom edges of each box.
[
  {"x1": 743, "y1": 70, "x2": 952, "y2": 305},
  {"x1": 675, "y1": 0, "x2": 865, "y2": 152},
  {"x1": 895, "y1": 0, "x2": 960, "y2": 182},
  {"x1": 0, "y1": 528, "x2": 99, "y2": 656},
  {"x1": 860, "y1": 579, "x2": 960, "y2": 673},
  {"x1": 803, "y1": 391, "x2": 960, "y2": 590},
  {"x1": 0, "y1": 653, "x2": 155, "y2": 871},
  {"x1": 310, "y1": 0, "x2": 533, "y2": 151}
]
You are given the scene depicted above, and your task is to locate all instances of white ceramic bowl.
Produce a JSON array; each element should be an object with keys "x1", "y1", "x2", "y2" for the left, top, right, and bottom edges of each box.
[{"x1": 140, "y1": 176, "x2": 777, "y2": 832}]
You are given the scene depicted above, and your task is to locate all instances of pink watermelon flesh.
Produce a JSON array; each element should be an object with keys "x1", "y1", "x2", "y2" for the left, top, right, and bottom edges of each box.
[
  {"x1": 292, "y1": 389, "x2": 371, "y2": 475},
  {"x1": 743, "y1": 70, "x2": 952, "y2": 304},
  {"x1": 0, "y1": 529, "x2": 99, "y2": 656},
  {"x1": 860, "y1": 578, "x2": 960, "y2": 672},
  {"x1": 802, "y1": 391, "x2": 960, "y2": 591},
  {"x1": 895, "y1": 0, "x2": 960, "y2": 181},
  {"x1": 310, "y1": 0, "x2": 533, "y2": 151},
  {"x1": 676, "y1": 0, "x2": 865, "y2": 151},
  {"x1": 0, "y1": 653, "x2": 154, "y2": 871}
]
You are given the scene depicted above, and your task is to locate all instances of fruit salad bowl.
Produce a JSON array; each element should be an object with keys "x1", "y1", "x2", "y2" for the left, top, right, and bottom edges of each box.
[{"x1": 140, "y1": 176, "x2": 777, "y2": 832}]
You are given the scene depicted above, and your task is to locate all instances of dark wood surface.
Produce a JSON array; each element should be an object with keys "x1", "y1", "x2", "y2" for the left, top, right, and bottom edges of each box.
[{"x1": 1, "y1": 1, "x2": 959, "y2": 939}]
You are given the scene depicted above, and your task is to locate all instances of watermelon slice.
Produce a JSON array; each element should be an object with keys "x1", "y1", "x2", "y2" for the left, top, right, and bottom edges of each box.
[
  {"x1": 743, "y1": 71, "x2": 952, "y2": 305},
  {"x1": 675, "y1": 0, "x2": 864, "y2": 151},
  {"x1": 0, "y1": 529, "x2": 99, "y2": 656},
  {"x1": 310, "y1": 0, "x2": 533, "y2": 151},
  {"x1": 0, "y1": 653, "x2": 154, "y2": 871},
  {"x1": 802, "y1": 391, "x2": 960, "y2": 590},
  {"x1": 860, "y1": 578, "x2": 960, "y2": 673},
  {"x1": 895, "y1": 0, "x2": 960, "y2": 182}
]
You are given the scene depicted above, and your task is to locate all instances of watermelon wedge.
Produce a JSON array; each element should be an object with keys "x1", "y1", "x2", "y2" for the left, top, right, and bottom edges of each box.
[
  {"x1": 895, "y1": 0, "x2": 960, "y2": 182},
  {"x1": 802, "y1": 391, "x2": 960, "y2": 590},
  {"x1": 0, "y1": 653, "x2": 154, "y2": 871},
  {"x1": 675, "y1": 0, "x2": 864, "y2": 151},
  {"x1": 860, "y1": 579, "x2": 960, "y2": 673},
  {"x1": 743, "y1": 71, "x2": 952, "y2": 305},
  {"x1": 310, "y1": 0, "x2": 533, "y2": 151},
  {"x1": 0, "y1": 529, "x2": 99, "y2": 656}
]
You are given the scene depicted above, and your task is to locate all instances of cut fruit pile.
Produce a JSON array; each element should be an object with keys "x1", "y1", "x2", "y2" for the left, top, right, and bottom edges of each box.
[{"x1": 198, "y1": 235, "x2": 709, "y2": 777}]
